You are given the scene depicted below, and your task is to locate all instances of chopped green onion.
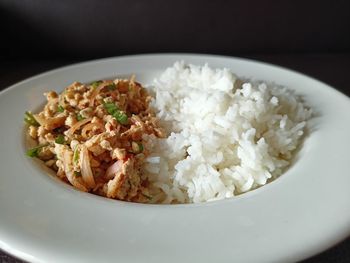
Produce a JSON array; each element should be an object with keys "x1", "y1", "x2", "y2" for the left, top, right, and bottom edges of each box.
[
  {"x1": 24, "y1": 111, "x2": 39, "y2": 126},
  {"x1": 73, "y1": 147, "x2": 80, "y2": 164},
  {"x1": 26, "y1": 144, "x2": 47, "y2": 158},
  {"x1": 57, "y1": 105, "x2": 64, "y2": 113},
  {"x1": 103, "y1": 102, "x2": 118, "y2": 114},
  {"x1": 74, "y1": 171, "x2": 81, "y2": 177},
  {"x1": 55, "y1": 134, "x2": 65, "y2": 144},
  {"x1": 113, "y1": 111, "x2": 128, "y2": 125},
  {"x1": 26, "y1": 148, "x2": 40, "y2": 158},
  {"x1": 107, "y1": 83, "x2": 116, "y2": 91},
  {"x1": 76, "y1": 113, "x2": 85, "y2": 121},
  {"x1": 90, "y1": 80, "x2": 103, "y2": 89},
  {"x1": 103, "y1": 102, "x2": 128, "y2": 125}
]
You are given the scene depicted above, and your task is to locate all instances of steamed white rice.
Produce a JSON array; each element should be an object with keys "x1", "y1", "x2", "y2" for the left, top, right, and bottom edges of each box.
[{"x1": 143, "y1": 61, "x2": 311, "y2": 203}]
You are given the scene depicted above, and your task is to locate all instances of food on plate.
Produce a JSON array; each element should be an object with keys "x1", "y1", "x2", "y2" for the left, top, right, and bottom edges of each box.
[
  {"x1": 25, "y1": 62, "x2": 311, "y2": 203},
  {"x1": 25, "y1": 77, "x2": 165, "y2": 203}
]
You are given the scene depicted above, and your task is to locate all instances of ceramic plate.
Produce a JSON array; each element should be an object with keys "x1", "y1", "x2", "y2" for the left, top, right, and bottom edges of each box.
[{"x1": 0, "y1": 54, "x2": 350, "y2": 263}]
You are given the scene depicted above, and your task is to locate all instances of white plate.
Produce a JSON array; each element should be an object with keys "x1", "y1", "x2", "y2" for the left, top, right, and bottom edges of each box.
[{"x1": 0, "y1": 54, "x2": 350, "y2": 263}]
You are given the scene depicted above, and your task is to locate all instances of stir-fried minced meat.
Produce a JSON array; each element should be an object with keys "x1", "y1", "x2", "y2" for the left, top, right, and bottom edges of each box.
[{"x1": 25, "y1": 77, "x2": 165, "y2": 203}]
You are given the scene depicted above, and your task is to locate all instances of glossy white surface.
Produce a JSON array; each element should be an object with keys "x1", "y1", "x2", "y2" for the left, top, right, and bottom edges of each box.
[{"x1": 0, "y1": 54, "x2": 350, "y2": 263}]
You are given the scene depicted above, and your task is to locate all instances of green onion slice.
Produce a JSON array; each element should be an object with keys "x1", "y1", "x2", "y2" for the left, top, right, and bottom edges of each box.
[
  {"x1": 57, "y1": 105, "x2": 64, "y2": 113},
  {"x1": 103, "y1": 102, "x2": 118, "y2": 114},
  {"x1": 103, "y1": 102, "x2": 128, "y2": 125},
  {"x1": 73, "y1": 146, "x2": 80, "y2": 164},
  {"x1": 24, "y1": 111, "x2": 39, "y2": 126},
  {"x1": 113, "y1": 111, "x2": 128, "y2": 125},
  {"x1": 76, "y1": 113, "x2": 85, "y2": 121},
  {"x1": 55, "y1": 134, "x2": 65, "y2": 144},
  {"x1": 26, "y1": 144, "x2": 48, "y2": 158},
  {"x1": 90, "y1": 80, "x2": 103, "y2": 89}
]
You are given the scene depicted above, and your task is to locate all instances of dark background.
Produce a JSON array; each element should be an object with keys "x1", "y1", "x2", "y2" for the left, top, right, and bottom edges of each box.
[{"x1": 0, "y1": 0, "x2": 349, "y2": 262}]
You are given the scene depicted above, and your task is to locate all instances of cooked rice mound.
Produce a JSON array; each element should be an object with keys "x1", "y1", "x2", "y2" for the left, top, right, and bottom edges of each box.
[{"x1": 144, "y1": 61, "x2": 311, "y2": 203}]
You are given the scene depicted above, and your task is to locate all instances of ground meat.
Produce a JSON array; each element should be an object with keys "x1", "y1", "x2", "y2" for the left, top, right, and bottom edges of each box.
[{"x1": 25, "y1": 77, "x2": 165, "y2": 203}]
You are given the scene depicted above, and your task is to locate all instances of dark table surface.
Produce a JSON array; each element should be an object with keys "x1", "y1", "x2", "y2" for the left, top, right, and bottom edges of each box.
[{"x1": 0, "y1": 53, "x2": 349, "y2": 263}]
